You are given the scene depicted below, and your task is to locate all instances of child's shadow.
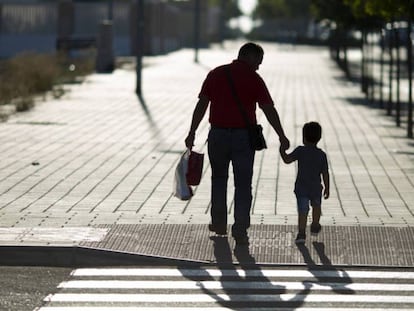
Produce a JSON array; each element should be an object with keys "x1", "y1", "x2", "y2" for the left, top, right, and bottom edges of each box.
[
  {"x1": 179, "y1": 236, "x2": 311, "y2": 310},
  {"x1": 297, "y1": 241, "x2": 355, "y2": 295}
]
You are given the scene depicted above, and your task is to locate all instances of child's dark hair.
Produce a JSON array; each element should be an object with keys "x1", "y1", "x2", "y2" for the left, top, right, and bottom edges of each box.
[{"x1": 303, "y1": 122, "x2": 322, "y2": 144}]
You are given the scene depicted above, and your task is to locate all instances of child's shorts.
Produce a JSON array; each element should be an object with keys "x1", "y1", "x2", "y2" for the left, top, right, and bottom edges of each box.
[{"x1": 296, "y1": 195, "x2": 321, "y2": 214}]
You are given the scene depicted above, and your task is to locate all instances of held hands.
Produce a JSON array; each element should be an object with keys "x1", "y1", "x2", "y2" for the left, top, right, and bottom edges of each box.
[
  {"x1": 278, "y1": 137, "x2": 293, "y2": 164},
  {"x1": 279, "y1": 135, "x2": 290, "y2": 151}
]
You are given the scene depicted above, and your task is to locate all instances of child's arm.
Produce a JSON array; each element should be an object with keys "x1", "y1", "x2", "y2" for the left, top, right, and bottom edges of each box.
[
  {"x1": 322, "y1": 171, "x2": 330, "y2": 199},
  {"x1": 279, "y1": 146, "x2": 295, "y2": 164}
]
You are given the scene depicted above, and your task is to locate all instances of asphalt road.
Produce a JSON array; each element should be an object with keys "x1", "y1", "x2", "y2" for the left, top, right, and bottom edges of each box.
[
  {"x1": 3, "y1": 264, "x2": 414, "y2": 310},
  {"x1": 0, "y1": 266, "x2": 71, "y2": 311}
]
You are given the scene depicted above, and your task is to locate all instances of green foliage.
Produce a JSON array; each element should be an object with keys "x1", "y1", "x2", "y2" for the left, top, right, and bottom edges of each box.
[
  {"x1": 288, "y1": 0, "x2": 312, "y2": 18},
  {"x1": 343, "y1": 1, "x2": 382, "y2": 29},
  {"x1": 311, "y1": 0, "x2": 388, "y2": 29},
  {"x1": 311, "y1": 0, "x2": 355, "y2": 26},
  {"x1": 253, "y1": 0, "x2": 287, "y2": 19},
  {"x1": 253, "y1": 0, "x2": 311, "y2": 20},
  {"x1": 208, "y1": 0, "x2": 241, "y2": 18},
  {"x1": 313, "y1": 0, "x2": 414, "y2": 26},
  {"x1": 363, "y1": 0, "x2": 413, "y2": 19},
  {"x1": 0, "y1": 52, "x2": 58, "y2": 106}
]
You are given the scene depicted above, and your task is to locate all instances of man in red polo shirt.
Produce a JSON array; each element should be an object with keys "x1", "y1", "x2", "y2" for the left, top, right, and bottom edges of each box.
[{"x1": 185, "y1": 42, "x2": 289, "y2": 245}]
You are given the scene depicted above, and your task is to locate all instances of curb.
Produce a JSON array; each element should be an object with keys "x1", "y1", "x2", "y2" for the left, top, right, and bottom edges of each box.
[{"x1": 0, "y1": 245, "x2": 208, "y2": 267}]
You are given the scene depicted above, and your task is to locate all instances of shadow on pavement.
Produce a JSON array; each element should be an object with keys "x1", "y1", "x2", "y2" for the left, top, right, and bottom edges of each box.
[
  {"x1": 180, "y1": 236, "x2": 311, "y2": 309},
  {"x1": 297, "y1": 241, "x2": 355, "y2": 295},
  {"x1": 136, "y1": 93, "x2": 162, "y2": 140}
]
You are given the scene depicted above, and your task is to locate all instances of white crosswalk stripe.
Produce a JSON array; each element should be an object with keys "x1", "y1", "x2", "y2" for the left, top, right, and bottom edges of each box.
[
  {"x1": 34, "y1": 308, "x2": 413, "y2": 311},
  {"x1": 57, "y1": 280, "x2": 414, "y2": 291},
  {"x1": 36, "y1": 267, "x2": 414, "y2": 310},
  {"x1": 70, "y1": 268, "x2": 414, "y2": 279}
]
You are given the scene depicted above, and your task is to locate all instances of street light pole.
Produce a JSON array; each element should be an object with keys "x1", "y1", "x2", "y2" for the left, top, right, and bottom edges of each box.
[
  {"x1": 407, "y1": 14, "x2": 413, "y2": 138},
  {"x1": 136, "y1": 0, "x2": 144, "y2": 95},
  {"x1": 107, "y1": 0, "x2": 113, "y2": 20},
  {"x1": 194, "y1": 0, "x2": 200, "y2": 63},
  {"x1": 219, "y1": 0, "x2": 226, "y2": 45}
]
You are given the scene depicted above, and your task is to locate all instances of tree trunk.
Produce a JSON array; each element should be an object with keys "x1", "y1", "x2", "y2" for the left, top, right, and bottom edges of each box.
[
  {"x1": 387, "y1": 22, "x2": 394, "y2": 116},
  {"x1": 394, "y1": 24, "x2": 401, "y2": 127},
  {"x1": 368, "y1": 31, "x2": 375, "y2": 103},
  {"x1": 361, "y1": 30, "x2": 368, "y2": 94},
  {"x1": 407, "y1": 17, "x2": 413, "y2": 138},
  {"x1": 380, "y1": 29, "x2": 385, "y2": 109}
]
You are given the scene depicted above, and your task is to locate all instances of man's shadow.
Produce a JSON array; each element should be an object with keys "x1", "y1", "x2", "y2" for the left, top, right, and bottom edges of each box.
[
  {"x1": 180, "y1": 236, "x2": 311, "y2": 309},
  {"x1": 297, "y1": 241, "x2": 355, "y2": 295}
]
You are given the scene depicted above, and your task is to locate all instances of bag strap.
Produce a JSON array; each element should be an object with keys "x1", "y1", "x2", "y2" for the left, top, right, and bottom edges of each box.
[{"x1": 225, "y1": 66, "x2": 251, "y2": 127}]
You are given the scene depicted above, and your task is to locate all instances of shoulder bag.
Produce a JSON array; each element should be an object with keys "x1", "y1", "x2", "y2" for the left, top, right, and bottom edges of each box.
[{"x1": 225, "y1": 66, "x2": 267, "y2": 151}]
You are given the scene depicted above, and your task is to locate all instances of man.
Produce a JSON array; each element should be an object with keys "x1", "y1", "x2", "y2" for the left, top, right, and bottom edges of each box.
[{"x1": 185, "y1": 42, "x2": 289, "y2": 245}]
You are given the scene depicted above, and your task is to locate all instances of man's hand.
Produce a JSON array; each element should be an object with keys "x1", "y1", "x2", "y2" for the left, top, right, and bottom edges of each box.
[
  {"x1": 279, "y1": 141, "x2": 294, "y2": 164},
  {"x1": 279, "y1": 135, "x2": 290, "y2": 150},
  {"x1": 185, "y1": 132, "x2": 195, "y2": 149}
]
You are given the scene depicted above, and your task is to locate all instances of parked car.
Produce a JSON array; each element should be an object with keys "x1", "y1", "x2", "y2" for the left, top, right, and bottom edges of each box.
[{"x1": 380, "y1": 21, "x2": 414, "y2": 48}]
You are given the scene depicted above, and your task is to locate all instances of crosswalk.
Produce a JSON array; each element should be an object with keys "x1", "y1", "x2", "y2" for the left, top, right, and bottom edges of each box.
[{"x1": 36, "y1": 267, "x2": 414, "y2": 310}]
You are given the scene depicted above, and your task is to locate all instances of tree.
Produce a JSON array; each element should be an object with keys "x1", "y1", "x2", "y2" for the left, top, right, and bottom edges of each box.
[
  {"x1": 207, "y1": 0, "x2": 241, "y2": 40},
  {"x1": 250, "y1": 0, "x2": 311, "y2": 42},
  {"x1": 311, "y1": 0, "x2": 355, "y2": 26},
  {"x1": 316, "y1": 0, "x2": 414, "y2": 137},
  {"x1": 311, "y1": 0, "x2": 356, "y2": 77},
  {"x1": 253, "y1": 0, "x2": 311, "y2": 20},
  {"x1": 342, "y1": 0, "x2": 383, "y2": 98},
  {"x1": 347, "y1": 0, "x2": 413, "y2": 134},
  {"x1": 208, "y1": 0, "x2": 241, "y2": 19}
]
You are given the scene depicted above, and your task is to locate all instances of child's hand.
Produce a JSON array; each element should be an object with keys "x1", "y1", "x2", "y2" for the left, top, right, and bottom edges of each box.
[{"x1": 279, "y1": 145, "x2": 294, "y2": 164}]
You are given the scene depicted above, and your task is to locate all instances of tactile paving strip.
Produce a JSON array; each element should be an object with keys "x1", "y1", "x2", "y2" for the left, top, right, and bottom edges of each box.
[{"x1": 81, "y1": 224, "x2": 414, "y2": 267}]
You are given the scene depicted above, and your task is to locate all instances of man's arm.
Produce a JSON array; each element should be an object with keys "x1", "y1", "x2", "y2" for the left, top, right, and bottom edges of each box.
[
  {"x1": 185, "y1": 95, "x2": 209, "y2": 148},
  {"x1": 261, "y1": 104, "x2": 290, "y2": 149}
]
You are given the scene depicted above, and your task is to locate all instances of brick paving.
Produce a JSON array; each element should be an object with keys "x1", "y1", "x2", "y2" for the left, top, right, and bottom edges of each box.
[{"x1": 0, "y1": 42, "x2": 413, "y2": 265}]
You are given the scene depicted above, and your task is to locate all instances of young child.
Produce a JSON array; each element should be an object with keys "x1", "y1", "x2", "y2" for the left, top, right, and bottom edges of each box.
[{"x1": 279, "y1": 121, "x2": 330, "y2": 244}]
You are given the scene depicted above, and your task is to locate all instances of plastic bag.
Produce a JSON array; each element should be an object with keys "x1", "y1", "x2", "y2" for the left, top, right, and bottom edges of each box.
[
  {"x1": 173, "y1": 150, "x2": 193, "y2": 200},
  {"x1": 186, "y1": 150, "x2": 204, "y2": 186}
]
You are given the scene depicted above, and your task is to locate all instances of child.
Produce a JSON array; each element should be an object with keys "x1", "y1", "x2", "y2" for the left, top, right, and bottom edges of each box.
[{"x1": 279, "y1": 121, "x2": 330, "y2": 244}]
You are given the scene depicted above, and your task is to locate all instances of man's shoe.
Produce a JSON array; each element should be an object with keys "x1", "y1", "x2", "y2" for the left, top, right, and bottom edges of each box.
[
  {"x1": 208, "y1": 224, "x2": 227, "y2": 235},
  {"x1": 310, "y1": 223, "x2": 322, "y2": 235},
  {"x1": 234, "y1": 235, "x2": 249, "y2": 246},
  {"x1": 295, "y1": 232, "x2": 306, "y2": 244}
]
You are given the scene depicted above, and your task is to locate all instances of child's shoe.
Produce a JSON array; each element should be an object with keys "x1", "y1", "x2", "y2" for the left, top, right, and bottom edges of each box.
[
  {"x1": 295, "y1": 232, "x2": 306, "y2": 244},
  {"x1": 310, "y1": 223, "x2": 322, "y2": 235}
]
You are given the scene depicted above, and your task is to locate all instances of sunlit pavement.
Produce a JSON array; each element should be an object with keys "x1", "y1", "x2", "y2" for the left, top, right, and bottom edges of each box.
[{"x1": 0, "y1": 41, "x2": 413, "y2": 266}]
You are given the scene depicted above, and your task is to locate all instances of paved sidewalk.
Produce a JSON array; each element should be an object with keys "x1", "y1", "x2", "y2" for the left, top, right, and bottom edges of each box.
[{"x1": 0, "y1": 42, "x2": 413, "y2": 266}]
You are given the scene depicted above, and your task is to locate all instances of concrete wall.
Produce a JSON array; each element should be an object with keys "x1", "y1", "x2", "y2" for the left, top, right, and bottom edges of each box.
[{"x1": 0, "y1": 0, "x2": 220, "y2": 59}]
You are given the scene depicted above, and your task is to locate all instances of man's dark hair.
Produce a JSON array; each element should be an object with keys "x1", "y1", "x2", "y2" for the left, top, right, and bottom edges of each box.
[
  {"x1": 303, "y1": 122, "x2": 322, "y2": 144},
  {"x1": 238, "y1": 42, "x2": 264, "y2": 59}
]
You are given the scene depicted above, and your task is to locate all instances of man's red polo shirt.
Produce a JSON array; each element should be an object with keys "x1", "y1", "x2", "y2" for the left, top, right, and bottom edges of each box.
[{"x1": 199, "y1": 59, "x2": 274, "y2": 128}]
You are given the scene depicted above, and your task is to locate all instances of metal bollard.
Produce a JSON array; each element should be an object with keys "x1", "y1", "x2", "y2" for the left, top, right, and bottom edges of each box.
[{"x1": 96, "y1": 20, "x2": 114, "y2": 73}]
